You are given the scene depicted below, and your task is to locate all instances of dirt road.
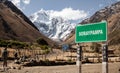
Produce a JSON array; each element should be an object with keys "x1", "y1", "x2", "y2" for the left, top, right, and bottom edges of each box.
[{"x1": 0, "y1": 62, "x2": 119, "y2": 73}]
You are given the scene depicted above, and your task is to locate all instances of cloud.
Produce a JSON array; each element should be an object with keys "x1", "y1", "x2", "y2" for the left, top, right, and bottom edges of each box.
[
  {"x1": 117, "y1": 0, "x2": 120, "y2": 1},
  {"x1": 10, "y1": 0, "x2": 20, "y2": 8},
  {"x1": 10, "y1": 0, "x2": 31, "y2": 10},
  {"x1": 22, "y1": 0, "x2": 30, "y2": 4},
  {"x1": 50, "y1": 8, "x2": 88, "y2": 21},
  {"x1": 99, "y1": 4, "x2": 103, "y2": 8}
]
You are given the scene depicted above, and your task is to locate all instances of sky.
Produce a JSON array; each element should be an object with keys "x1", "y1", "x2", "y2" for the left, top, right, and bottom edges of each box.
[{"x1": 9, "y1": 0, "x2": 120, "y2": 22}]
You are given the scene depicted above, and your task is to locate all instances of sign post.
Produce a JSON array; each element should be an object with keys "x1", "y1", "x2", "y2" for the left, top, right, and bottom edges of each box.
[
  {"x1": 75, "y1": 21, "x2": 108, "y2": 73},
  {"x1": 76, "y1": 45, "x2": 82, "y2": 73},
  {"x1": 102, "y1": 44, "x2": 108, "y2": 73}
]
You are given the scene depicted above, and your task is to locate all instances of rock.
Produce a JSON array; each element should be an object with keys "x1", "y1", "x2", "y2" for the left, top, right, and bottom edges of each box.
[
  {"x1": 12, "y1": 66, "x2": 16, "y2": 69},
  {"x1": 17, "y1": 66, "x2": 21, "y2": 70},
  {"x1": 14, "y1": 60, "x2": 21, "y2": 64}
]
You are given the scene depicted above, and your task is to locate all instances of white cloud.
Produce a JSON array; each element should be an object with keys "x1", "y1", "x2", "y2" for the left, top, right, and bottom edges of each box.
[
  {"x1": 10, "y1": 0, "x2": 20, "y2": 8},
  {"x1": 50, "y1": 8, "x2": 88, "y2": 21},
  {"x1": 22, "y1": 0, "x2": 30, "y2": 4},
  {"x1": 10, "y1": 0, "x2": 31, "y2": 10},
  {"x1": 99, "y1": 4, "x2": 103, "y2": 8},
  {"x1": 117, "y1": 0, "x2": 120, "y2": 1}
]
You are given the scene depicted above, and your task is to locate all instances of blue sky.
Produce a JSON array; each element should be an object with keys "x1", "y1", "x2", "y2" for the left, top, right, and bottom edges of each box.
[
  {"x1": 10, "y1": 0, "x2": 119, "y2": 22},
  {"x1": 25, "y1": 0, "x2": 113, "y2": 15}
]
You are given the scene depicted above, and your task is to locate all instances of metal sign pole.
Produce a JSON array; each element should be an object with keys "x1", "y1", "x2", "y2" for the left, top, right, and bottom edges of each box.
[
  {"x1": 102, "y1": 44, "x2": 108, "y2": 73},
  {"x1": 77, "y1": 45, "x2": 82, "y2": 73}
]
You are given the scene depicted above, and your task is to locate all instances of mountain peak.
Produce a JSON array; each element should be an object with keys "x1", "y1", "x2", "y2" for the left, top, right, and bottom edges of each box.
[{"x1": 29, "y1": 9, "x2": 76, "y2": 42}]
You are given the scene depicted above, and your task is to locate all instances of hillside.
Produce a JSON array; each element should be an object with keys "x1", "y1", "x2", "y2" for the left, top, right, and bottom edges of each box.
[
  {"x1": 4, "y1": 1, "x2": 38, "y2": 30},
  {"x1": 0, "y1": 1, "x2": 55, "y2": 46},
  {"x1": 65, "y1": 1, "x2": 120, "y2": 45}
]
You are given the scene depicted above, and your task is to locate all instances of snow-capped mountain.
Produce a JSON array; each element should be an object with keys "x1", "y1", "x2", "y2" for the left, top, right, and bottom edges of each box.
[{"x1": 29, "y1": 9, "x2": 76, "y2": 42}]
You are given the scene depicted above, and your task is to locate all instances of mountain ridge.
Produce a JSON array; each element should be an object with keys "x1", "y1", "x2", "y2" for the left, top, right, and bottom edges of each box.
[
  {"x1": 0, "y1": 1, "x2": 55, "y2": 46},
  {"x1": 3, "y1": 1, "x2": 38, "y2": 30},
  {"x1": 29, "y1": 9, "x2": 76, "y2": 42},
  {"x1": 65, "y1": 1, "x2": 120, "y2": 45}
]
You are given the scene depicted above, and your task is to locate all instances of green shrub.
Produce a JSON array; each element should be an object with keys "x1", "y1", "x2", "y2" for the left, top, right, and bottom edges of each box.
[
  {"x1": 0, "y1": 39, "x2": 9, "y2": 47},
  {"x1": 36, "y1": 38, "x2": 48, "y2": 45},
  {"x1": 40, "y1": 45, "x2": 49, "y2": 50},
  {"x1": 67, "y1": 59, "x2": 72, "y2": 62},
  {"x1": 84, "y1": 57, "x2": 89, "y2": 63},
  {"x1": 0, "y1": 39, "x2": 28, "y2": 48},
  {"x1": 40, "y1": 45, "x2": 51, "y2": 55},
  {"x1": 42, "y1": 49, "x2": 50, "y2": 54}
]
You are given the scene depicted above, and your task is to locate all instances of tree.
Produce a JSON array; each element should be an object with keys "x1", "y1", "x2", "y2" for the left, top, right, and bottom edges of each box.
[{"x1": 36, "y1": 38, "x2": 48, "y2": 45}]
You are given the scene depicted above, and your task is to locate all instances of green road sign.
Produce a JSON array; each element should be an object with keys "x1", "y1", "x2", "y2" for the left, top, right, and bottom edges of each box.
[{"x1": 75, "y1": 21, "x2": 107, "y2": 43}]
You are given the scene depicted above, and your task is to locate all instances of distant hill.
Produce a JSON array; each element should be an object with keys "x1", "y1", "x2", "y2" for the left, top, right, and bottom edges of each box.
[
  {"x1": 0, "y1": 1, "x2": 55, "y2": 46},
  {"x1": 65, "y1": 2, "x2": 120, "y2": 45}
]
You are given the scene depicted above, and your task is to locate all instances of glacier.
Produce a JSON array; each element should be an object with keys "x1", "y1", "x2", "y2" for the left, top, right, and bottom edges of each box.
[{"x1": 29, "y1": 9, "x2": 77, "y2": 42}]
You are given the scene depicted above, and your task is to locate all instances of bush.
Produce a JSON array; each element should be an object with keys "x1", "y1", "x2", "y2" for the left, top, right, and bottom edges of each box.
[
  {"x1": 84, "y1": 57, "x2": 89, "y2": 63},
  {"x1": 0, "y1": 39, "x2": 9, "y2": 47},
  {"x1": 40, "y1": 45, "x2": 51, "y2": 54},
  {"x1": 40, "y1": 45, "x2": 49, "y2": 50},
  {"x1": 36, "y1": 38, "x2": 48, "y2": 45},
  {"x1": 42, "y1": 49, "x2": 50, "y2": 54},
  {"x1": 67, "y1": 59, "x2": 72, "y2": 62},
  {"x1": 0, "y1": 39, "x2": 28, "y2": 48}
]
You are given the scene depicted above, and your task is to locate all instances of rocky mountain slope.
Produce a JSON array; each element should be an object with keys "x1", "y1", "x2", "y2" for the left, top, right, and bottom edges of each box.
[
  {"x1": 0, "y1": 1, "x2": 55, "y2": 46},
  {"x1": 29, "y1": 9, "x2": 76, "y2": 42},
  {"x1": 65, "y1": 1, "x2": 120, "y2": 45}
]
